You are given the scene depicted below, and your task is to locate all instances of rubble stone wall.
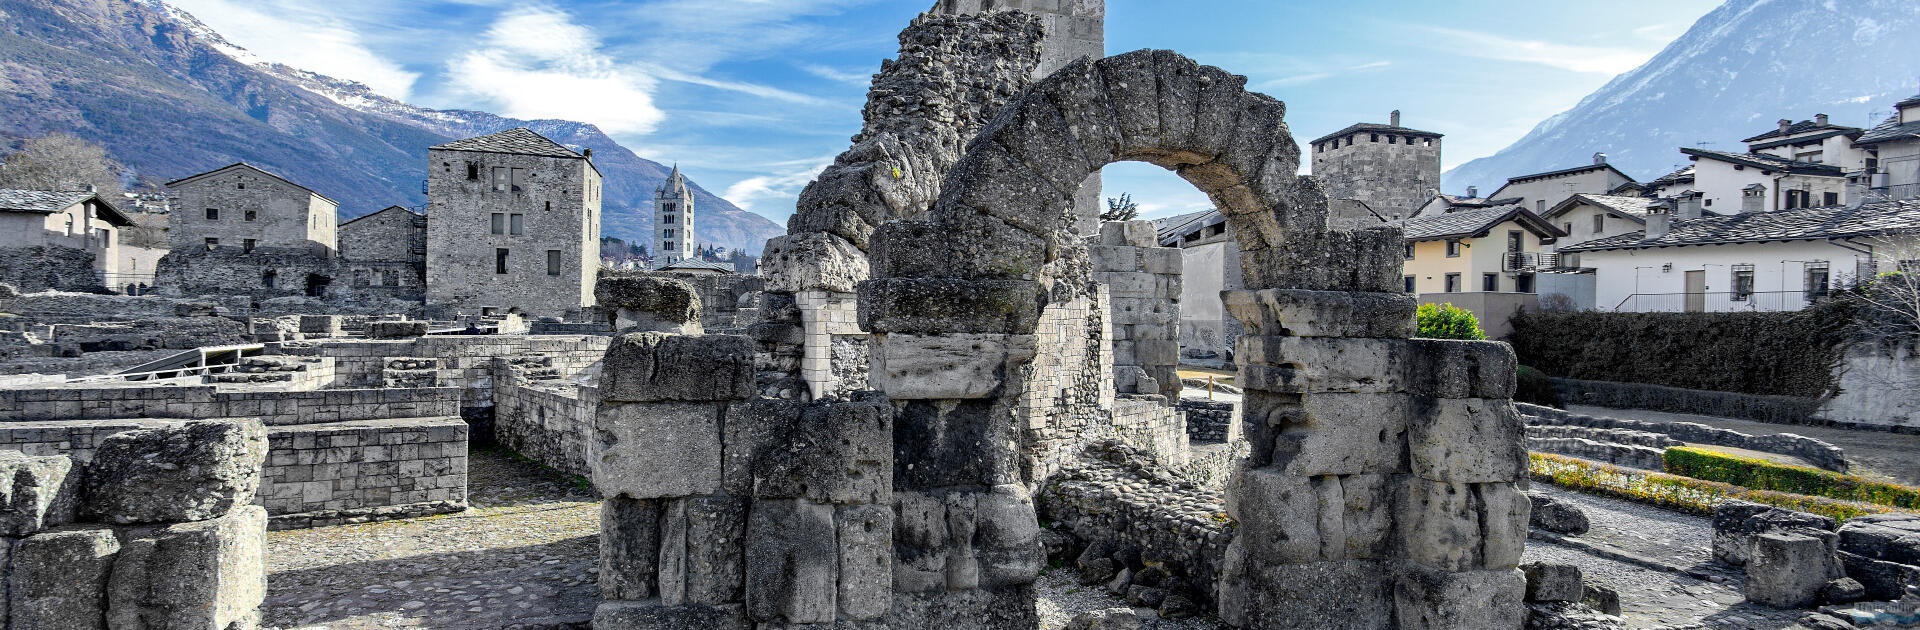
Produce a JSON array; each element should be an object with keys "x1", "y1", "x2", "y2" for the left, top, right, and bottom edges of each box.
[
  {"x1": 1524, "y1": 436, "x2": 1667, "y2": 471},
  {"x1": 1038, "y1": 440, "x2": 1229, "y2": 602},
  {"x1": 0, "y1": 244, "x2": 103, "y2": 292},
  {"x1": 1180, "y1": 398, "x2": 1235, "y2": 442},
  {"x1": 0, "y1": 385, "x2": 461, "y2": 424},
  {"x1": 311, "y1": 335, "x2": 608, "y2": 410}
]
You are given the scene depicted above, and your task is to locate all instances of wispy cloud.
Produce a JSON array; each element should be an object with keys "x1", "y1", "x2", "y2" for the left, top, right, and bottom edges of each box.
[
  {"x1": 1259, "y1": 60, "x2": 1392, "y2": 88},
  {"x1": 165, "y1": 0, "x2": 420, "y2": 99},
  {"x1": 797, "y1": 63, "x2": 872, "y2": 86},
  {"x1": 721, "y1": 154, "x2": 836, "y2": 212},
  {"x1": 446, "y1": 6, "x2": 664, "y2": 135},
  {"x1": 1414, "y1": 26, "x2": 1655, "y2": 74}
]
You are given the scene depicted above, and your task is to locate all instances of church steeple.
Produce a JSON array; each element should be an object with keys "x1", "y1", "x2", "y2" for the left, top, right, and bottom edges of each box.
[{"x1": 652, "y1": 164, "x2": 696, "y2": 270}]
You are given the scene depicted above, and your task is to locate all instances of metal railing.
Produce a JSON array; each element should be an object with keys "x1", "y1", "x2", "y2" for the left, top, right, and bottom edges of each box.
[
  {"x1": 1502, "y1": 252, "x2": 1560, "y2": 272},
  {"x1": 1870, "y1": 183, "x2": 1920, "y2": 201},
  {"x1": 1609, "y1": 290, "x2": 1826, "y2": 313}
]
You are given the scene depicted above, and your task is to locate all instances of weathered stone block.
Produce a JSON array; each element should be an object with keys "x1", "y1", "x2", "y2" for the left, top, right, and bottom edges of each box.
[
  {"x1": 1406, "y1": 338, "x2": 1517, "y2": 399},
  {"x1": 1244, "y1": 392, "x2": 1408, "y2": 477},
  {"x1": 600, "y1": 495, "x2": 660, "y2": 601},
  {"x1": 1393, "y1": 566, "x2": 1525, "y2": 630},
  {"x1": 0, "y1": 451, "x2": 78, "y2": 536},
  {"x1": 1224, "y1": 466, "x2": 1321, "y2": 564},
  {"x1": 752, "y1": 398, "x2": 893, "y2": 505},
  {"x1": 86, "y1": 419, "x2": 267, "y2": 524},
  {"x1": 893, "y1": 399, "x2": 1022, "y2": 490},
  {"x1": 1235, "y1": 336, "x2": 1406, "y2": 394},
  {"x1": 592, "y1": 402, "x2": 724, "y2": 499},
  {"x1": 1528, "y1": 491, "x2": 1590, "y2": 535},
  {"x1": 1216, "y1": 556, "x2": 1391, "y2": 630},
  {"x1": 596, "y1": 275, "x2": 702, "y2": 334},
  {"x1": 1522, "y1": 562, "x2": 1583, "y2": 603},
  {"x1": 10, "y1": 526, "x2": 119, "y2": 629},
  {"x1": 1712, "y1": 501, "x2": 1835, "y2": 566},
  {"x1": 1396, "y1": 477, "x2": 1482, "y2": 572},
  {"x1": 107, "y1": 505, "x2": 266, "y2": 630},
  {"x1": 1480, "y1": 483, "x2": 1530, "y2": 570},
  {"x1": 858, "y1": 278, "x2": 1045, "y2": 335},
  {"x1": 365, "y1": 320, "x2": 428, "y2": 339},
  {"x1": 762, "y1": 232, "x2": 869, "y2": 294},
  {"x1": 1223, "y1": 289, "x2": 1416, "y2": 339},
  {"x1": 1746, "y1": 531, "x2": 1842, "y2": 608},
  {"x1": 976, "y1": 484, "x2": 1043, "y2": 588},
  {"x1": 591, "y1": 601, "x2": 750, "y2": 630},
  {"x1": 1090, "y1": 245, "x2": 1141, "y2": 272},
  {"x1": 934, "y1": 144, "x2": 1076, "y2": 236},
  {"x1": 869, "y1": 219, "x2": 1045, "y2": 282},
  {"x1": 1407, "y1": 398, "x2": 1526, "y2": 484},
  {"x1": 837, "y1": 504, "x2": 892, "y2": 620},
  {"x1": 679, "y1": 496, "x2": 747, "y2": 606},
  {"x1": 1340, "y1": 473, "x2": 1393, "y2": 559},
  {"x1": 745, "y1": 499, "x2": 838, "y2": 623},
  {"x1": 600, "y1": 333, "x2": 755, "y2": 403},
  {"x1": 891, "y1": 490, "x2": 949, "y2": 593},
  {"x1": 870, "y1": 334, "x2": 1037, "y2": 399}
]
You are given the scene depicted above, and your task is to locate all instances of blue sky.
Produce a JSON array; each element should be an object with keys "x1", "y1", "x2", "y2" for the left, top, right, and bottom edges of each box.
[{"x1": 169, "y1": 0, "x2": 1721, "y2": 221}]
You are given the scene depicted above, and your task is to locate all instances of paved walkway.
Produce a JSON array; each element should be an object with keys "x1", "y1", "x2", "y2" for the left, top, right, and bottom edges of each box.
[{"x1": 1568, "y1": 404, "x2": 1920, "y2": 486}]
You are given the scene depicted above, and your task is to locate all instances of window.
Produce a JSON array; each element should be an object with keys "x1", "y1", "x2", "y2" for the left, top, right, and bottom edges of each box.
[
  {"x1": 545, "y1": 201, "x2": 552, "y2": 212},
  {"x1": 1370, "y1": 133, "x2": 1379, "y2": 142},
  {"x1": 1482, "y1": 273, "x2": 1499, "y2": 292},
  {"x1": 1404, "y1": 276, "x2": 1416, "y2": 293},
  {"x1": 1445, "y1": 240, "x2": 1461, "y2": 257},
  {"x1": 1536, "y1": 200, "x2": 1545, "y2": 213},
  {"x1": 509, "y1": 213, "x2": 524, "y2": 236},
  {"x1": 244, "y1": 210, "x2": 256, "y2": 222},
  {"x1": 1444, "y1": 273, "x2": 1461, "y2": 293},
  {"x1": 1507, "y1": 230, "x2": 1523, "y2": 253},
  {"x1": 1796, "y1": 151, "x2": 1824, "y2": 164},
  {"x1": 495, "y1": 248, "x2": 509, "y2": 274},
  {"x1": 1404, "y1": 242, "x2": 1415, "y2": 260},
  {"x1": 1563, "y1": 222, "x2": 1573, "y2": 235},
  {"x1": 466, "y1": 162, "x2": 480, "y2": 180},
  {"x1": 1786, "y1": 190, "x2": 1809, "y2": 209},
  {"x1": 665, "y1": 214, "x2": 676, "y2": 223},
  {"x1": 1388, "y1": 135, "x2": 1397, "y2": 144},
  {"x1": 205, "y1": 208, "x2": 219, "y2": 220},
  {"x1": 665, "y1": 241, "x2": 676, "y2": 251},
  {"x1": 353, "y1": 269, "x2": 370, "y2": 287},
  {"x1": 492, "y1": 166, "x2": 509, "y2": 192},
  {"x1": 242, "y1": 239, "x2": 256, "y2": 254},
  {"x1": 491, "y1": 213, "x2": 506, "y2": 235},
  {"x1": 261, "y1": 270, "x2": 275, "y2": 288},
  {"x1": 204, "y1": 237, "x2": 218, "y2": 250},
  {"x1": 1592, "y1": 214, "x2": 1604, "y2": 234},
  {"x1": 665, "y1": 229, "x2": 675, "y2": 239},
  {"x1": 1806, "y1": 262, "x2": 1830, "y2": 300},
  {"x1": 383, "y1": 270, "x2": 399, "y2": 286},
  {"x1": 547, "y1": 250, "x2": 562, "y2": 276},
  {"x1": 1823, "y1": 192, "x2": 1839, "y2": 207},
  {"x1": 1731, "y1": 264, "x2": 1755, "y2": 301},
  {"x1": 510, "y1": 168, "x2": 528, "y2": 193}
]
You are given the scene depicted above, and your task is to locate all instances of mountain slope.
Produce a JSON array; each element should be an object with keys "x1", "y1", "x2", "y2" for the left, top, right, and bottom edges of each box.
[
  {"x1": 0, "y1": 0, "x2": 784, "y2": 253},
  {"x1": 1445, "y1": 0, "x2": 1920, "y2": 192}
]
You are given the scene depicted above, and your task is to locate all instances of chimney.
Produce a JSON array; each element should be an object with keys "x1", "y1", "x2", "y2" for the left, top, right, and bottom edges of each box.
[
  {"x1": 1742, "y1": 184, "x2": 1766, "y2": 213},
  {"x1": 1778, "y1": 119, "x2": 1793, "y2": 133},
  {"x1": 1645, "y1": 200, "x2": 1673, "y2": 239},
  {"x1": 1816, "y1": 113, "x2": 1829, "y2": 125},
  {"x1": 583, "y1": 148, "x2": 594, "y2": 160},
  {"x1": 1390, "y1": 110, "x2": 1401, "y2": 127},
  {"x1": 1466, "y1": 185, "x2": 1478, "y2": 198},
  {"x1": 1677, "y1": 191, "x2": 1703, "y2": 219},
  {"x1": 1593, "y1": 152, "x2": 1608, "y2": 166}
]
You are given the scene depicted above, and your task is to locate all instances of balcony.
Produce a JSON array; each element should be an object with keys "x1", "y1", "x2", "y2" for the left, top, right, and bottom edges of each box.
[{"x1": 1502, "y1": 251, "x2": 1559, "y2": 272}]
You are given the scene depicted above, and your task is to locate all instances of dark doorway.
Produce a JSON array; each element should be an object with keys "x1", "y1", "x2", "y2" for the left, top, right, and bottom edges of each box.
[{"x1": 305, "y1": 274, "x2": 331, "y2": 298}]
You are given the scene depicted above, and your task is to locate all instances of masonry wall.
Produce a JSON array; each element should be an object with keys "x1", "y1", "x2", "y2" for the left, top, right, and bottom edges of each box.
[
  {"x1": 0, "y1": 385, "x2": 462, "y2": 424},
  {"x1": 492, "y1": 378, "x2": 597, "y2": 478},
  {"x1": 1091, "y1": 221, "x2": 1182, "y2": 400},
  {"x1": 0, "y1": 244, "x2": 102, "y2": 292},
  {"x1": 312, "y1": 335, "x2": 608, "y2": 412},
  {"x1": 168, "y1": 168, "x2": 335, "y2": 253},
  {"x1": 1820, "y1": 340, "x2": 1920, "y2": 430},
  {"x1": 602, "y1": 270, "x2": 767, "y2": 330},
  {"x1": 1017, "y1": 287, "x2": 1115, "y2": 484},
  {"x1": 1311, "y1": 130, "x2": 1441, "y2": 218},
  {"x1": 152, "y1": 247, "x2": 343, "y2": 301},
  {"x1": 340, "y1": 207, "x2": 428, "y2": 303},
  {"x1": 426, "y1": 149, "x2": 601, "y2": 318}
]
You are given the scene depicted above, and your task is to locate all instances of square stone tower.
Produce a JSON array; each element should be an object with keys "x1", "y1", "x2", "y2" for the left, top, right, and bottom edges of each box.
[
  {"x1": 425, "y1": 128, "x2": 602, "y2": 318},
  {"x1": 164, "y1": 163, "x2": 338, "y2": 255},
  {"x1": 1310, "y1": 110, "x2": 1443, "y2": 220},
  {"x1": 651, "y1": 166, "x2": 695, "y2": 269}
]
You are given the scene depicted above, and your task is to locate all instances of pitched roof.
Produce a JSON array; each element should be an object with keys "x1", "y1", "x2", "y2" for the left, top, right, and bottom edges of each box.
[
  {"x1": 431, "y1": 128, "x2": 583, "y2": 159},
  {"x1": 1748, "y1": 128, "x2": 1860, "y2": 151},
  {"x1": 1741, "y1": 119, "x2": 1863, "y2": 143},
  {"x1": 1154, "y1": 208, "x2": 1224, "y2": 245},
  {"x1": 1681, "y1": 147, "x2": 1844, "y2": 176},
  {"x1": 164, "y1": 163, "x2": 338, "y2": 205},
  {"x1": 1433, "y1": 194, "x2": 1523, "y2": 209},
  {"x1": 1310, "y1": 122, "x2": 1442, "y2": 145},
  {"x1": 1854, "y1": 114, "x2": 1920, "y2": 146},
  {"x1": 339, "y1": 205, "x2": 422, "y2": 228},
  {"x1": 1394, "y1": 204, "x2": 1563, "y2": 241},
  {"x1": 1647, "y1": 165, "x2": 1695, "y2": 189},
  {"x1": 1558, "y1": 200, "x2": 1920, "y2": 252},
  {"x1": 1504, "y1": 162, "x2": 1636, "y2": 185},
  {"x1": 1543, "y1": 194, "x2": 1656, "y2": 223},
  {"x1": 662, "y1": 259, "x2": 736, "y2": 273},
  {"x1": 0, "y1": 189, "x2": 132, "y2": 226}
]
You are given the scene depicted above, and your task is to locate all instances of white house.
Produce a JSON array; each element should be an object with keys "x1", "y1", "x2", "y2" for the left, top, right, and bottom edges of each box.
[
  {"x1": 0, "y1": 188, "x2": 134, "y2": 282},
  {"x1": 1485, "y1": 154, "x2": 1638, "y2": 217},
  {"x1": 1856, "y1": 90, "x2": 1920, "y2": 202},
  {"x1": 1411, "y1": 186, "x2": 1521, "y2": 218},
  {"x1": 1542, "y1": 193, "x2": 1660, "y2": 247},
  {"x1": 1679, "y1": 147, "x2": 1848, "y2": 213},
  {"x1": 1558, "y1": 199, "x2": 1920, "y2": 313}
]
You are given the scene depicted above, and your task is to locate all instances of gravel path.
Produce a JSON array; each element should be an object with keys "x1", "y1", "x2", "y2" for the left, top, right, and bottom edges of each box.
[
  {"x1": 1568, "y1": 404, "x2": 1920, "y2": 486},
  {"x1": 1529, "y1": 484, "x2": 1716, "y2": 570}
]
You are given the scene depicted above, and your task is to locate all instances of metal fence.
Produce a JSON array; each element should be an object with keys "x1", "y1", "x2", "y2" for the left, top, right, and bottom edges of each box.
[{"x1": 1610, "y1": 290, "x2": 1825, "y2": 313}]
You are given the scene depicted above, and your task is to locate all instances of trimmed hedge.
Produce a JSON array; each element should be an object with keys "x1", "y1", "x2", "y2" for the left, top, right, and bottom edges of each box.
[
  {"x1": 1530, "y1": 452, "x2": 1889, "y2": 522},
  {"x1": 1663, "y1": 446, "x2": 1920, "y2": 510},
  {"x1": 1508, "y1": 307, "x2": 1854, "y2": 398}
]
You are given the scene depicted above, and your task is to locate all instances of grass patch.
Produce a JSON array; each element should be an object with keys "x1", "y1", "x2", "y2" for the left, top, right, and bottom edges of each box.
[
  {"x1": 1529, "y1": 452, "x2": 1894, "y2": 522},
  {"x1": 1664, "y1": 446, "x2": 1920, "y2": 510}
]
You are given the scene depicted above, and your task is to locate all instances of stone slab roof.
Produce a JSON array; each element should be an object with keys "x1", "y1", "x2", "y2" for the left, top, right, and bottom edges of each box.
[
  {"x1": 164, "y1": 163, "x2": 338, "y2": 206},
  {"x1": 1748, "y1": 128, "x2": 1859, "y2": 151},
  {"x1": 1309, "y1": 122, "x2": 1442, "y2": 145},
  {"x1": 1504, "y1": 162, "x2": 1636, "y2": 185},
  {"x1": 339, "y1": 205, "x2": 423, "y2": 228},
  {"x1": 1741, "y1": 119, "x2": 1863, "y2": 143},
  {"x1": 1544, "y1": 194, "x2": 1655, "y2": 223},
  {"x1": 1855, "y1": 114, "x2": 1920, "y2": 146},
  {"x1": 1559, "y1": 200, "x2": 1920, "y2": 252},
  {"x1": 1648, "y1": 165, "x2": 1695, "y2": 188},
  {"x1": 1395, "y1": 204, "x2": 1562, "y2": 241},
  {"x1": 431, "y1": 128, "x2": 583, "y2": 159},
  {"x1": 0, "y1": 188, "x2": 132, "y2": 226},
  {"x1": 1680, "y1": 147, "x2": 1843, "y2": 177}
]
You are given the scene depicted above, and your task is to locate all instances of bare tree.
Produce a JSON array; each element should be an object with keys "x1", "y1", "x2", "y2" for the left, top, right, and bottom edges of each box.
[
  {"x1": 0, "y1": 133, "x2": 125, "y2": 198},
  {"x1": 1851, "y1": 237, "x2": 1920, "y2": 340},
  {"x1": 1101, "y1": 192, "x2": 1139, "y2": 222}
]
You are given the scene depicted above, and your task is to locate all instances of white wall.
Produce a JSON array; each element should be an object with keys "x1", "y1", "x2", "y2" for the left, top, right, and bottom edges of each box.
[
  {"x1": 1582, "y1": 239, "x2": 1891, "y2": 312},
  {"x1": 1546, "y1": 202, "x2": 1644, "y2": 247}
]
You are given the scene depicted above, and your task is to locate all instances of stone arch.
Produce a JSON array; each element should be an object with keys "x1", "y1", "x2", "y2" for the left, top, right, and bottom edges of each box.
[{"x1": 860, "y1": 49, "x2": 1527, "y2": 630}]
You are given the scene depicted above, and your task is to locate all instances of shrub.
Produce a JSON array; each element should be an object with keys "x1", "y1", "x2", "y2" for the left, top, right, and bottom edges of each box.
[
  {"x1": 1416, "y1": 302, "x2": 1487, "y2": 340},
  {"x1": 1507, "y1": 308, "x2": 1853, "y2": 397},
  {"x1": 1663, "y1": 446, "x2": 1920, "y2": 510},
  {"x1": 1514, "y1": 365, "x2": 1561, "y2": 407},
  {"x1": 1530, "y1": 452, "x2": 1889, "y2": 522}
]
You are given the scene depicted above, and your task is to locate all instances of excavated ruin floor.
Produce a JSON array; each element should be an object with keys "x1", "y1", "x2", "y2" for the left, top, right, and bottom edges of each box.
[{"x1": 1568, "y1": 404, "x2": 1920, "y2": 486}]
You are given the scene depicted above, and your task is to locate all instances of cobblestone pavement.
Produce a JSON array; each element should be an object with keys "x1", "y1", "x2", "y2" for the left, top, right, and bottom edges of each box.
[
  {"x1": 1568, "y1": 404, "x2": 1920, "y2": 486},
  {"x1": 1525, "y1": 484, "x2": 1806, "y2": 629},
  {"x1": 263, "y1": 447, "x2": 600, "y2": 629}
]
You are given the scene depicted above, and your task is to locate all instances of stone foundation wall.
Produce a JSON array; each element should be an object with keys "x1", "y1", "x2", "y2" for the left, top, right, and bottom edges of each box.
[
  {"x1": 1179, "y1": 398, "x2": 1235, "y2": 442},
  {"x1": 1518, "y1": 402, "x2": 1846, "y2": 473},
  {"x1": 1111, "y1": 394, "x2": 1188, "y2": 467},
  {"x1": 493, "y1": 378, "x2": 598, "y2": 478},
  {"x1": 1037, "y1": 441, "x2": 1229, "y2": 603},
  {"x1": 0, "y1": 244, "x2": 102, "y2": 292},
  {"x1": 1819, "y1": 341, "x2": 1920, "y2": 430},
  {"x1": 1015, "y1": 286, "x2": 1115, "y2": 484},
  {"x1": 302, "y1": 335, "x2": 608, "y2": 410},
  {"x1": 1524, "y1": 436, "x2": 1667, "y2": 471},
  {"x1": 0, "y1": 385, "x2": 462, "y2": 425},
  {"x1": 1549, "y1": 376, "x2": 1822, "y2": 428}
]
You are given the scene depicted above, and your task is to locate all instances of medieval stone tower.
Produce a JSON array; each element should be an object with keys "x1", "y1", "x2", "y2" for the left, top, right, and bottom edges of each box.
[
  {"x1": 1310, "y1": 110, "x2": 1443, "y2": 219},
  {"x1": 652, "y1": 165, "x2": 695, "y2": 270},
  {"x1": 936, "y1": 0, "x2": 1106, "y2": 234}
]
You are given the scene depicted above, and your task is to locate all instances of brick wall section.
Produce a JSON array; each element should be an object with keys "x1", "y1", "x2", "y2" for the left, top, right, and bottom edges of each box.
[
  {"x1": 492, "y1": 378, "x2": 597, "y2": 478},
  {"x1": 261, "y1": 417, "x2": 468, "y2": 529},
  {"x1": 1110, "y1": 394, "x2": 1188, "y2": 468}
]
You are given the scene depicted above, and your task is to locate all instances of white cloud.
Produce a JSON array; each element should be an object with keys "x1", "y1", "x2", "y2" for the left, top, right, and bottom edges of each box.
[
  {"x1": 721, "y1": 155, "x2": 836, "y2": 212},
  {"x1": 446, "y1": 6, "x2": 665, "y2": 135},
  {"x1": 1250, "y1": 59, "x2": 1391, "y2": 89},
  {"x1": 797, "y1": 63, "x2": 872, "y2": 86},
  {"x1": 1416, "y1": 26, "x2": 1656, "y2": 74},
  {"x1": 165, "y1": 0, "x2": 419, "y2": 99}
]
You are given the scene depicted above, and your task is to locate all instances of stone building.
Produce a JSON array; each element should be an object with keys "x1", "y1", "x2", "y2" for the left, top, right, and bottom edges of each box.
[
  {"x1": 0, "y1": 188, "x2": 132, "y2": 292},
  {"x1": 339, "y1": 205, "x2": 427, "y2": 302},
  {"x1": 164, "y1": 163, "x2": 338, "y2": 255},
  {"x1": 1310, "y1": 111, "x2": 1442, "y2": 220},
  {"x1": 425, "y1": 128, "x2": 603, "y2": 319},
  {"x1": 1483, "y1": 154, "x2": 1638, "y2": 216},
  {"x1": 652, "y1": 166, "x2": 695, "y2": 270}
]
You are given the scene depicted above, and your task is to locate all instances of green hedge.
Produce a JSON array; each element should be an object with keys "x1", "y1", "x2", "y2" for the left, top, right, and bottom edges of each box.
[
  {"x1": 1664, "y1": 446, "x2": 1920, "y2": 510},
  {"x1": 1532, "y1": 452, "x2": 1888, "y2": 522},
  {"x1": 1507, "y1": 306, "x2": 1854, "y2": 398}
]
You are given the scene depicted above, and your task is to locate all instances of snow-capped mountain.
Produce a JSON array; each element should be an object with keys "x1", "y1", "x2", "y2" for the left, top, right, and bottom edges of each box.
[{"x1": 1445, "y1": 0, "x2": 1920, "y2": 193}]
